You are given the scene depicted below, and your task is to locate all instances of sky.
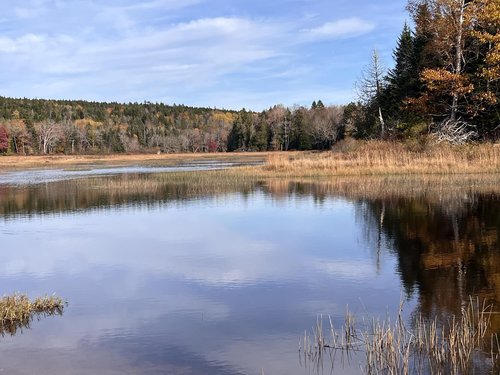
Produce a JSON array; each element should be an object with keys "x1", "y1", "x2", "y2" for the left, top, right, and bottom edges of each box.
[{"x1": 0, "y1": 0, "x2": 409, "y2": 110}]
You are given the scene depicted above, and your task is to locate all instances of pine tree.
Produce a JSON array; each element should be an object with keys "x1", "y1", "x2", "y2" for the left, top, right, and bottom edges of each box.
[{"x1": 388, "y1": 24, "x2": 417, "y2": 102}]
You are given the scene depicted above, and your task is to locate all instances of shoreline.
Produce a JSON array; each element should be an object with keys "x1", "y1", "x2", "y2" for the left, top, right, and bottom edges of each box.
[
  {"x1": 1, "y1": 141, "x2": 499, "y2": 177},
  {"x1": 0, "y1": 151, "x2": 277, "y2": 169}
]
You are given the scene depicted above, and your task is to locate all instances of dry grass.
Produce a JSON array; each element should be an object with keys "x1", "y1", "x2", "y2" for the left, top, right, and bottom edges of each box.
[
  {"x1": 262, "y1": 141, "x2": 500, "y2": 177},
  {"x1": 0, "y1": 294, "x2": 66, "y2": 336},
  {"x1": 301, "y1": 299, "x2": 500, "y2": 374},
  {"x1": 0, "y1": 151, "x2": 273, "y2": 169},
  {"x1": 2, "y1": 141, "x2": 499, "y2": 176}
]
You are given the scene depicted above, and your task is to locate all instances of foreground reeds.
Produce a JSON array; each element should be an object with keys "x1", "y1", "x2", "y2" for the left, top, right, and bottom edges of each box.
[
  {"x1": 0, "y1": 294, "x2": 66, "y2": 336},
  {"x1": 301, "y1": 299, "x2": 500, "y2": 374}
]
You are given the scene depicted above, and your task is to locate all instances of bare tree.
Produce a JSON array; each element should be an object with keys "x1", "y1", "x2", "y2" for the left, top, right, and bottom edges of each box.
[
  {"x1": 308, "y1": 106, "x2": 344, "y2": 149},
  {"x1": 266, "y1": 105, "x2": 290, "y2": 150},
  {"x1": 356, "y1": 49, "x2": 387, "y2": 138},
  {"x1": 432, "y1": 118, "x2": 477, "y2": 144},
  {"x1": 36, "y1": 120, "x2": 61, "y2": 154}
]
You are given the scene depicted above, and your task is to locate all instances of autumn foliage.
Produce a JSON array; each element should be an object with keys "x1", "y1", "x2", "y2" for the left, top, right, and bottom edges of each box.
[{"x1": 0, "y1": 126, "x2": 8, "y2": 152}]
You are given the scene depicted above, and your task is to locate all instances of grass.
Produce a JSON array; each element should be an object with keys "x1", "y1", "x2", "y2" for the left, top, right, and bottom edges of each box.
[
  {"x1": 301, "y1": 299, "x2": 500, "y2": 375},
  {"x1": 2, "y1": 140, "x2": 499, "y2": 176},
  {"x1": 2, "y1": 170, "x2": 500, "y2": 219},
  {"x1": 0, "y1": 294, "x2": 66, "y2": 336},
  {"x1": 0, "y1": 151, "x2": 272, "y2": 169},
  {"x1": 260, "y1": 141, "x2": 500, "y2": 177}
]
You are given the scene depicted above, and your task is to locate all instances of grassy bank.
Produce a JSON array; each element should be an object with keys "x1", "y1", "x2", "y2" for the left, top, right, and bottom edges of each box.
[
  {"x1": 1, "y1": 141, "x2": 499, "y2": 176},
  {"x1": 0, "y1": 151, "x2": 274, "y2": 169},
  {"x1": 258, "y1": 141, "x2": 500, "y2": 177}
]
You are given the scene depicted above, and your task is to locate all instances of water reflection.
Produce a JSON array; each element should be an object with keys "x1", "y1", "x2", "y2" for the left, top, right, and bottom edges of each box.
[
  {"x1": 0, "y1": 172, "x2": 498, "y2": 374},
  {"x1": 360, "y1": 194, "x2": 500, "y2": 351}
]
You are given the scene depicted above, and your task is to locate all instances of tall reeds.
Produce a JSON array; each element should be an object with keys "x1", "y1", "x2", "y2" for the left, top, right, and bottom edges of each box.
[
  {"x1": 301, "y1": 298, "x2": 500, "y2": 374},
  {"x1": 264, "y1": 141, "x2": 500, "y2": 176}
]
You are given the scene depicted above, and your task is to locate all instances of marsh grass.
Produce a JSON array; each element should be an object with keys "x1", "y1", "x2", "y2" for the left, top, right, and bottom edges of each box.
[
  {"x1": 301, "y1": 299, "x2": 500, "y2": 374},
  {"x1": 0, "y1": 294, "x2": 66, "y2": 336},
  {"x1": 2, "y1": 141, "x2": 499, "y2": 176},
  {"x1": 262, "y1": 141, "x2": 500, "y2": 176}
]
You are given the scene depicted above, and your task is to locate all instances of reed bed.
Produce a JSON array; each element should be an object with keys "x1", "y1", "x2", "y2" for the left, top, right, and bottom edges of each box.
[
  {"x1": 0, "y1": 294, "x2": 66, "y2": 336},
  {"x1": 301, "y1": 299, "x2": 500, "y2": 374},
  {"x1": 2, "y1": 171, "x2": 500, "y2": 219},
  {"x1": 262, "y1": 141, "x2": 500, "y2": 177}
]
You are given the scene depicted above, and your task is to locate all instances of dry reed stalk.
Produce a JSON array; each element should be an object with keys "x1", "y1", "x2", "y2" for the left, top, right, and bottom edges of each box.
[{"x1": 301, "y1": 298, "x2": 498, "y2": 374}]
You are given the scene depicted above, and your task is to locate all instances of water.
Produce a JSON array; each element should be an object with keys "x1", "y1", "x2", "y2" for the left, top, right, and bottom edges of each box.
[
  {"x1": 0, "y1": 167, "x2": 498, "y2": 374},
  {"x1": 0, "y1": 161, "x2": 255, "y2": 186}
]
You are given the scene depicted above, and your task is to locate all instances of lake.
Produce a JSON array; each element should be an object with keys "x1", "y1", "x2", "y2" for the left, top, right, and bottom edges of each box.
[{"x1": 0, "y1": 164, "x2": 499, "y2": 374}]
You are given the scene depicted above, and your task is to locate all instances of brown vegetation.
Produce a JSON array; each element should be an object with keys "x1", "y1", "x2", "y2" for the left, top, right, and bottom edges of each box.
[
  {"x1": 2, "y1": 141, "x2": 499, "y2": 176},
  {"x1": 0, "y1": 294, "x2": 65, "y2": 336},
  {"x1": 260, "y1": 141, "x2": 500, "y2": 176},
  {"x1": 301, "y1": 299, "x2": 499, "y2": 374},
  {"x1": 0, "y1": 151, "x2": 273, "y2": 169}
]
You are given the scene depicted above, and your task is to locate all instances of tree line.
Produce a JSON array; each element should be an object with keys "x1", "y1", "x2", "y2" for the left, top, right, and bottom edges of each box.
[
  {"x1": 354, "y1": 0, "x2": 499, "y2": 143},
  {"x1": 0, "y1": 0, "x2": 498, "y2": 155},
  {"x1": 0, "y1": 96, "x2": 344, "y2": 154}
]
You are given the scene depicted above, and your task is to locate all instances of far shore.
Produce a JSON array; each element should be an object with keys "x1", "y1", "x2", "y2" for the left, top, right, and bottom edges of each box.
[
  {"x1": 0, "y1": 151, "x2": 278, "y2": 169},
  {"x1": 1, "y1": 141, "x2": 500, "y2": 177}
]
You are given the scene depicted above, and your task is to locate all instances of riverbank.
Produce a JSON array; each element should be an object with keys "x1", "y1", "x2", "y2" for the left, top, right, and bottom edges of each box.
[
  {"x1": 234, "y1": 141, "x2": 500, "y2": 177},
  {"x1": 1, "y1": 141, "x2": 499, "y2": 176},
  {"x1": 0, "y1": 151, "x2": 274, "y2": 169}
]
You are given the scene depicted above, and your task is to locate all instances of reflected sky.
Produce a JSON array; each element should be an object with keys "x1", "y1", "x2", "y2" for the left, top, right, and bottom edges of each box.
[
  {"x1": 0, "y1": 189, "x2": 407, "y2": 374},
  {"x1": 1, "y1": 173, "x2": 499, "y2": 374}
]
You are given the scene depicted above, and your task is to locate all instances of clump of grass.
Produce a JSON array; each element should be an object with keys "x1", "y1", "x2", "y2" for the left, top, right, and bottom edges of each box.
[
  {"x1": 0, "y1": 294, "x2": 66, "y2": 336},
  {"x1": 301, "y1": 298, "x2": 500, "y2": 374}
]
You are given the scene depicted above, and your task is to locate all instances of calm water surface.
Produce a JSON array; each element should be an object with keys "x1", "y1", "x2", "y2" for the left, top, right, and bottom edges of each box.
[{"x1": 0, "y1": 166, "x2": 498, "y2": 374}]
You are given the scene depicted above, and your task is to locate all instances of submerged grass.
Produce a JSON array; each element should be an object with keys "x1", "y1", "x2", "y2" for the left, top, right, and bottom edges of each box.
[
  {"x1": 301, "y1": 299, "x2": 500, "y2": 374},
  {"x1": 0, "y1": 294, "x2": 66, "y2": 336}
]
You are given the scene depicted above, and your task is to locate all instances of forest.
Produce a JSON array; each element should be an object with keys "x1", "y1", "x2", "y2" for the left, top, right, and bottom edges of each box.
[{"x1": 0, "y1": 0, "x2": 498, "y2": 155}]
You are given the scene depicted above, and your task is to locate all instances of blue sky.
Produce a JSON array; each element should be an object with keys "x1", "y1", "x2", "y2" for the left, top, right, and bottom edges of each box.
[{"x1": 0, "y1": 0, "x2": 408, "y2": 110}]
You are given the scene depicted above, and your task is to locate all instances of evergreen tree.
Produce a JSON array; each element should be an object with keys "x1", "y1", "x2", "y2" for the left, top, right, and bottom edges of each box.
[
  {"x1": 290, "y1": 108, "x2": 312, "y2": 150},
  {"x1": 251, "y1": 115, "x2": 269, "y2": 151},
  {"x1": 227, "y1": 111, "x2": 247, "y2": 151},
  {"x1": 388, "y1": 24, "x2": 417, "y2": 101}
]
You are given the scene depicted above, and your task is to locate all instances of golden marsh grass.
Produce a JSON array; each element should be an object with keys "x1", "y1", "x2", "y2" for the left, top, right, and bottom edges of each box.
[
  {"x1": 2, "y1": 141, "x2": 499, "y2": 176},
  {"x1": 261, "y1": 141, "x2": 500, "y2": 177},
  {"x1": 0, "y1": 294, "x2": 66, "y2": 336}
]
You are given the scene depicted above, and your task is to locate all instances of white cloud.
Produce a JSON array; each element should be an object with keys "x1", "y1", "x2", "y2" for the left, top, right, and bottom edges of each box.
[
  {"x1": 0, "y1": 0, "x2": 397, "y2": 109},
  {"x1": 0, "y1": 33, "x2": 45, "y2": 53},
  {"x1": 303, "y1": 17, "x2": 376, "y2": 40}
]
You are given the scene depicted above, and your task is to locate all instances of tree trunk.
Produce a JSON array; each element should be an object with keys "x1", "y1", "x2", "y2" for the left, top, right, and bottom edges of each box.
[
  {"x1": 451, "y1": 0, "x2": 465, "y2": 121},
  {"x1": 378, "y1": 107, "x2": 386, "y2": 138}
]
